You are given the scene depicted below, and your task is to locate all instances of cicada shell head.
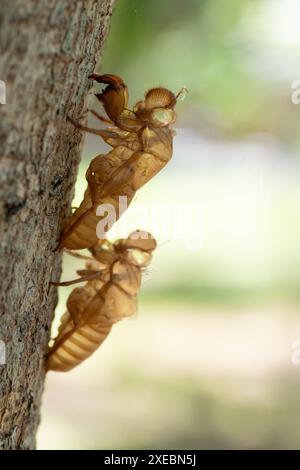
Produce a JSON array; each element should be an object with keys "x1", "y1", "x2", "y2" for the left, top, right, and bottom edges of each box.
[
  {"x1": 145, "y1": 87, "x2": 176, "y2": 109},
  {"x1": 142, "y1": 88, "x2": 177, "y2": 127},
  {"x1": 117, "y1": 230, "x2": 157, "y2": 252}
]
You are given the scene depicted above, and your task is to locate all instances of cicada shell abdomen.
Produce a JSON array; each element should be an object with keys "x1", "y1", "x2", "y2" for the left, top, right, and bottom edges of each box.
[
  {"x1": 46, "y1": 314, "x2": 113, "y2": 372},
  {"x1": 46, "y1": 280, "x2": 112, "y2": 372}
]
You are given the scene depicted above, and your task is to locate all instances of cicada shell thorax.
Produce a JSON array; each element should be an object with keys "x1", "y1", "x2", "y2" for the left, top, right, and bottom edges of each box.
[
  {"x1": 100, "y1": 260, "x2": 141, "y2": 323},
  {"x1": 57, "y1": 145, "x2": 139, "y2": 250}
]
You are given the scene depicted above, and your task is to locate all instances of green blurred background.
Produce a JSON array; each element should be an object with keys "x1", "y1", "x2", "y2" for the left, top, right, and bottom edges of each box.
[{"x1": 39, "y1": 0, "x2": 300, "y2": 449}]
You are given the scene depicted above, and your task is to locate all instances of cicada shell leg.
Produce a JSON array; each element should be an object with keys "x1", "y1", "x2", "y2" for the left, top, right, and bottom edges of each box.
[{"x1": 89, "y1": 73, "x2": 128, "y2": 123}]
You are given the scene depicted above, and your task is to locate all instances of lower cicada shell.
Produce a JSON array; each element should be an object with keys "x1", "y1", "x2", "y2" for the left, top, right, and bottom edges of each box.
[{"x1": 46, "y1": 231, "x2": 156, "y2": 372}]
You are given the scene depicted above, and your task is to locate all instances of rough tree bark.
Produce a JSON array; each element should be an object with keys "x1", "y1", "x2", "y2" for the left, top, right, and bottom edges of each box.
[{"x1": 0, "y1": 0, "x2": 115, "y2": 449}]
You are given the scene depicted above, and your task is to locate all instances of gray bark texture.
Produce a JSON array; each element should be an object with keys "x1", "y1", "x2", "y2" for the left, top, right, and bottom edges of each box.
[{"x1": 0, "y1": 0, "x2": 115, "y2": 449}]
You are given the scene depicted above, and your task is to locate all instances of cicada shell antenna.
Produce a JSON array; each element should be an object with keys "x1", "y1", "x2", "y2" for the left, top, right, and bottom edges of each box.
[{"x1": 176, "y1": 86, "x2": 188, "y2": 102}]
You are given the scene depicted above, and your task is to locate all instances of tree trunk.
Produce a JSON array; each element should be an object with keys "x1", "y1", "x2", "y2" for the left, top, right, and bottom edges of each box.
[{"x1": 0, "y1": 0, "x2": 115, "y2": 449}]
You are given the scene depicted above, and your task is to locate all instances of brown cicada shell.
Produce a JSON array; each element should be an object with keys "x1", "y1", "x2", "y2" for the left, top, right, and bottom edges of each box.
[
  {"x1": 57, "y1": 74, "x2": 179, "y2": 251},
  {"x1": 46, "y1": 231, "x2": 156, "y2": 372}
]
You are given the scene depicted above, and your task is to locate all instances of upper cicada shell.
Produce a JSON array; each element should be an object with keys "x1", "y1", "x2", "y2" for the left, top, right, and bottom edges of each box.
[{"x1": 56, "y1": 74, "x2": 181, "y2": 251}]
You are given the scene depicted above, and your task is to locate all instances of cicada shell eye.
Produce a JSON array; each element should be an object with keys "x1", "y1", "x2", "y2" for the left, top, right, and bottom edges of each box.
[
  {"x1": 89, "y1": 240, "x2": 116, "y2": 264},
  {"x1": 145, "y1": 87, "x2": 176, "y2": 110},
  {"x1": 126, "y1": 249, "x2": 152, "y2": 267},
  {"x1": 150, "y1": 108, "x2": 177, "y2": 127}
]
